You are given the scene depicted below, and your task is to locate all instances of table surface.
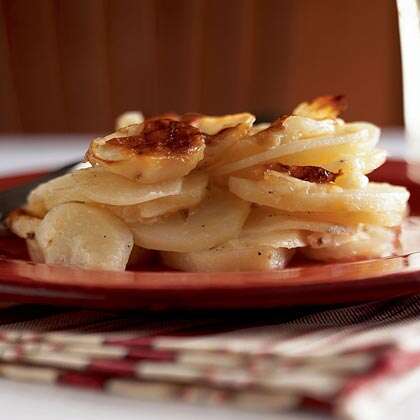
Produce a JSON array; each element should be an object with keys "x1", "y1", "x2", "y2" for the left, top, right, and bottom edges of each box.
[{"x1": 0, "y1": 128, "x2": 408, "y2": 420}]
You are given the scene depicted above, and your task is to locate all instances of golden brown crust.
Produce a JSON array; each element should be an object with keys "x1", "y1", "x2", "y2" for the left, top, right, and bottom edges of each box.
[
  {"x1": 107, "y1": 119, "x2": 205, "y2": 157},
  {"x1": 204, "y1": 124, "x2": 249, "y2": 146},
  {"x1": 293, "y1": 95, "x2": 347, "y2": 119},
  {"x1": 268, "y1": 163, "x2": 338, "y2": 183}
]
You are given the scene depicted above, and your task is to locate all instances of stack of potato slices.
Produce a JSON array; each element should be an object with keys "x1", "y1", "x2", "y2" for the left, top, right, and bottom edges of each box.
[{"x1": 7, "y1": 97, "x2": 409, "y2": 272}]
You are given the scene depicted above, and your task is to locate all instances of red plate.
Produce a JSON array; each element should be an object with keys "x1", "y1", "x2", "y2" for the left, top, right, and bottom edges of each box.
[{"x1": 1, "y1": 160, "x2": 420, "y2": 310}]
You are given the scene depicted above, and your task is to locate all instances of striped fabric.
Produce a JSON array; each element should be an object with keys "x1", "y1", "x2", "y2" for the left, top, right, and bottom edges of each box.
[{"x1": 0, "y1": 296, "x2": 418, "y2": 419}]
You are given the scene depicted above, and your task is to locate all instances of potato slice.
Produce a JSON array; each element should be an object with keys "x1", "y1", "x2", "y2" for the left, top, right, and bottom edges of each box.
[
  {"x1": 26, "y1": 167, "x2": 182, "y2": 216},
  {"x1": 302, "y1": 226, "x2": 396, "y2": 262},
  {"x1": 200, "y1": 124, "x2": 250, "y2": 168},
  {"x1": 282, "y1": 115, "x2": 339, "y2": 139},
  {"x1": 207, "y1": 123, "x2": 285, "y2": 174},
  {"x1": 298, "y1": 210, "x2": 404, "y2": 228},
  {"x1": 36, "y1": 203, "x2": 133, "y2": 271},
  {"x1": 5, "y1": 209, "x2": 44, "y2": 263},
  {"x1": 190, "y1": 113, "x2": 255, "y2": 135},
  {"x1": 243, "y1": 207, "x2": 354, "y2": 236},
  {"x1": 229, "y1": 230, "x2": 307, "y2": 249},
  {"x1": 137, "y1": 171, "x2": 208, "y2": 218},
  {"x1": 130, "y1": 188, "x2": 250, "y2": 252},
  {"x1": 26, "y1": 173, "x2": 85, "y2": 217},
  {"x1": 115, "y1": 111, "x2": 144, "y2": 130},
  {"x1": 248, "y1": 123, "x2": 270, "y2": 135},
  {"x1": 5, "y1": 209, "x2": 41, "y2": 239},
  {"x1": 245, "y1": 207, "x2": 403, "y2": 230},
  {"x1": 276, "y1": 149, "x2": 386, "y2": 177},
  {"x1": 293, "y1": 95, "x2": 347, "y2": 119},
  {"x1": 71, "y1": 168, "x2": 183, "y2": 206},
  {"x1": 213, "y1": 122, "x2": 379, "y2": 175},
  {"x1": 102, "y1": 172, "x2": 208, "y2": 222},
  {"x1": 86, "y1": 119, "x2": 205, "y2": 183},
  {"x1": 161, "y1": 246, "x2": 294, "y2": 272},
  {"x1": 229, "y1": 175, "x2": 409, "y2": 213}
]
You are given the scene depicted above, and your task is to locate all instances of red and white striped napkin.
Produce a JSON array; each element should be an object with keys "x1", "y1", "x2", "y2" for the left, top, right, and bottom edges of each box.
[{"x1": 0, "y1": 295, "x2": 419, "y2": 419}]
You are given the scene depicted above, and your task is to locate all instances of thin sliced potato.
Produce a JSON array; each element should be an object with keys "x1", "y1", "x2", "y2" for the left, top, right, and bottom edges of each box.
[
  {"x1": 200, "y1": 124, "x2": 250, "y2": 168},
  {"x1": 293, "y1": 95, "x2": 347, "y2": 119},
  {"x1": 248, "y1": 123, "x2": 270, "y2": 135},
  {"x1": 207, "y1": 124, "x2": 285, "y2": 173},
  {"x1": 190, "y1": 113, "x2": 255, "y2": 135},
  {"x1": 130, "y1": 188, "x2": 250, "y2": 252},
  {"x1": 115, "y1": 111, "x2": 144, "y2": 130},
  {"x1": 299, "y1": 210, "x2": 405, "y2": 228},
  {"x1": 26, "y1": 172, "x2": 87, "y2": 217},
  {"x1": 36, "y1": 203, "x2": 133, "y2": 271},
  {"x1": 137, "y1": 172, "x2": 208, "y2": 218},
  {"x1": 5, "y1": 209, "x2": 41, "y2": 239},
  {"x1": 103, "y1": 172, "x2": 208, "y2": 222},
  {"x1": 302, "y1": 226, "x2": 396, "y2": 261},
  {"x1": 246, "y1": 207, "x2": 404, "y2": 229},
  {"x1": 213, "y1": 122, "x2": 379, "y2": 175},
  {"x1": 229, "y1": 230, "x2": 307, "y2": 249},
  {"x1": 282, "y1": 115, "x2": 338, "y2": 139},
  {"x1": 323, "y1": 149, "x2": 386, "y2": 174},
  {"x1": 86, "y1": 119, "x2": 205, "y2": 183},
  {"x1": 229, "y1": 176, "x2": 409, "y2": 213},
  {"x1": 161, "y1": 246, "x2": 294, "y2": 272},
  {"x1": 243, "y1": 207, "x2": 354, "y2": 236},
  {"x1": 5, "y1": 209, "x2": 44, "y2": 263},
  {"x1": 208, "y1": 115, "x2": 342, "y2": 174},
  {"x1": 71, "y1": 168, "x2": 183, "y2": 206},
  {"x1": 26, "y1": 167, "x2": 182, "y2": 215}
]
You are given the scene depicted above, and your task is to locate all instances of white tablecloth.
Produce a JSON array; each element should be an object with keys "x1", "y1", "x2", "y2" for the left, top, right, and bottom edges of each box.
[{"x1": 0, "y1": 128, "x2": 408, "y2": 420}]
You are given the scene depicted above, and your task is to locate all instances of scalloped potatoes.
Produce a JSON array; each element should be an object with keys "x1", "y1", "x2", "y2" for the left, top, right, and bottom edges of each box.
[{"x1": 6, "y1": 96, "x2": 410, "y2": 272}]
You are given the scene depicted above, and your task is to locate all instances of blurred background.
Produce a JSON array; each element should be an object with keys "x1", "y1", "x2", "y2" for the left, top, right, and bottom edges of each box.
[{"x1": 0, "y1": 0, "x2": 402, "y2": 134}]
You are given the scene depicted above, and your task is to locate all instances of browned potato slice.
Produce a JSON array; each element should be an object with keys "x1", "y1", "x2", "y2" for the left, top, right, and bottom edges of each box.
[
  {"x1": 161, "y1": 246, "x2": 294, "y2": 272},
  {"x1": 86, "y1": 119, "x2": 205, "y2": 183},
  {"x1": 36, "y1": 203, "x2": 133, "y2": 271},
  {"x1": 130, "y1": 188, "x2": 250, "y2": 252},
  {"x1": 293, "y1": 95, "x2": 347, "y2": 119}
]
